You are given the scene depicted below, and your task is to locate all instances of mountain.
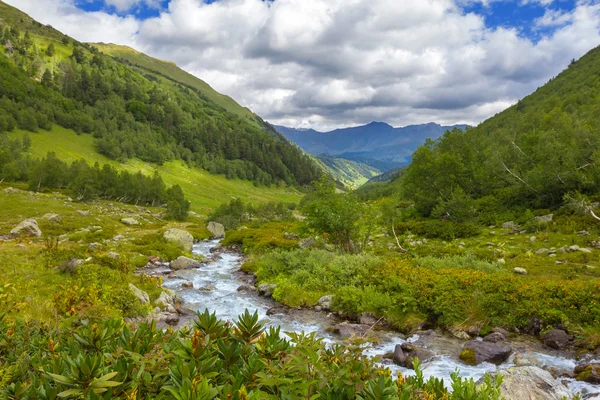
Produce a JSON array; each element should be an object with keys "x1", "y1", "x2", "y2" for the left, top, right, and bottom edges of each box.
[
  {"x1": 275, "y1": 122, "x2": 468, "y2": 168},
  {"x1": 0, "y1": 0, "x2": 321, "y2": 193}
]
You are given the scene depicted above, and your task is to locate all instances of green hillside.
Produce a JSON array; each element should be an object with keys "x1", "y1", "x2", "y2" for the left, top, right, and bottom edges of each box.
[
  {"x1": 0, "y1": 0, "x2": 321, "y2": 189},
  {"x1": 8, "y1": 126, "x2": 302, "y2": 213},
  {"x1": 316, "y1": 154, "x2": 381, "y2": 188},
  {"x1": 93, "y1": 42, "x2": 259, "y2": 126}
]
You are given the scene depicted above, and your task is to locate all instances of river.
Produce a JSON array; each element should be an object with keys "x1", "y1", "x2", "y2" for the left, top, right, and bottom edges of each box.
[{"x1": 155, "y1": 239, "x2": 600, "y2": 399}]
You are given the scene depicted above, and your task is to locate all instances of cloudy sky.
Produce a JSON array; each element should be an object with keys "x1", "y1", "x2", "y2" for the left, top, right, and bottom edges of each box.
[{"x1": 6, "y1": 0, "x2": 600, "y2": 130}]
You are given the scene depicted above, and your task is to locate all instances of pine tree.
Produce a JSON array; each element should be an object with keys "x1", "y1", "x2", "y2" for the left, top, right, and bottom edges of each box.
[
  {"x1": 41, "y1": 68, "x2": 53, "y2": 88},
  {"x1": 46, "y1": 43, "x2": 55, "y2": 57}
]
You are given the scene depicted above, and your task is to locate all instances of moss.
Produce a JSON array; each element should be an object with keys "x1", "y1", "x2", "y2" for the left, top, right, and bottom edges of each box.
[
  {"x1": 576, "y1": 366, "x2": 593, "y2": 382},
  {"x1": 459, "y1": 348, "x2": 477, "y2": 366}
]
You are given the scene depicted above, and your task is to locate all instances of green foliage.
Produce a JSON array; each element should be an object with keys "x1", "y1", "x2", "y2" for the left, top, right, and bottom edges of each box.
[
  {"x1": 302, "y1": 177, "x2": 374, "y2": 252},
  {"x1": 209, "y1": 198, "x2": 296, "y2": 229},
  {"x1": 394, "y1": 220, "x2": 482, "y2": 240},
  {"x1": 0, "y1": 312, "x2": 503, "y2": 399},
  {"x1": 166, "y1": 184, "x2": 190, "y2": 221},
  {"x1": 0, "y1": 11, "x2": 321, "y2": 187},
  {"x1": 222, "y1": 222, "x2": 300, "y2": 254}
]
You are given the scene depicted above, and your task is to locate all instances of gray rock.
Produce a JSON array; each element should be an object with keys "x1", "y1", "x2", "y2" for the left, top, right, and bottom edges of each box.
[
  {"x1": 317, "y1": 295, "x2": 334, "y2": 311},
  {"x1": 393, "y1": 344, "x2": 435, "y2": 369},
  {"x1": 534, "y1": 214, "x2": 554, "y2": 224},
  {"x1": 10, "y1": 218, "x2": 42, "y2": 237},
  {"x1": 3, "y1": 187, "x2": 17, "y2": 194},
  {"x1": 163, "y1": 229, "x2": 194, "y2": 252},
  {"x1": 107, "y1": 252, "x2": 120, "y2": 259},
  {"x1": 496, "y1": 366, "x2": 572, "y2": 400},
  {"x1": 283, "y1": 232, "x2": 299, "y2": 240},
  {"x1": 237, "y1": 284, "x2": 256, "y2": 292},
  {"x1": 574, "y1": 364, "x2": 600, "y2": 384},
  {"x1": 76, "y1": 210, "x2": 89, "y2": 216},
  {"x1": 42, "y1": 213, "x2": 62, "y2": 223},
  {"x1": 568, "y1": 245, "x2": 580, "y2": 252},
  {"x1": 121, "y1": 217, "x2": 139, "y2": 226},
  {"x1": 448, "y1": 327, "x2": 471, "y2": 340},
  {"x1": 258, "y1": 283, "x2": 277, "y2": 298},
  {"x1": 460, "y1": 340, "x2": 512, "y2": 365},
  {"x1": 170, "y1": 256, "x2": 201, "y2": 270},
  {"x1": 333, "y1": 322, "x2": 374, "y2": 338},
  {"x1": 129, "y1": 284, "x2": 150, "y2": 304},
  {"x1": 535, "y1": 248, "x2": 549, "y2": 255},
  {"x1": 299, "y1": 237, "x2": 316, "y2": 249},
  {"x1": 579, "y1": 248, "x2": 592, "y2": 254},
  {"x1": 513, "y1": 267, "x2": 528, "y2": 275},
  {"x1": 359, "y1": 313, "x2": 378, "y2": 326},
  {"x1": 483, "y1": 332, "x2": 506, "y2": 343},
  {"x1": 267, "y1": 306, "x2": 288, "y2": 316},
  {"x1": 577, "y1": 230, "x2": 590, "y2": 236},
  {"x1": 113, "y1": 234, "x2": 124, "y2": 241},
  {"x1": 207, "y1": 221, "x2": 225, "y2": 239},
  {"x1": 88, "y1": 242, "x2": 102, "y2": 250},
  {"x1": 156, "y1": 290, "x2": 177, "y2": 309},
  {"x1": 530, "y1": 236, "x2": 536, "y2": 243},
  {"x1": 182, "y1": 282, "x2": 194, "y2": 289},
  {"x1": 502, "y1": 221, "x2": 519, "y2": 230},
  {"x1": 543, "y1": 329, "x2": 571, "y2": 350}
]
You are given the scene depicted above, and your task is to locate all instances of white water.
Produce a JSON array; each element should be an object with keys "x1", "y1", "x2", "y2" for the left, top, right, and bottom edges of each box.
[{"x1": 158, "y1": 240, "x2": 600, "y2": 399}]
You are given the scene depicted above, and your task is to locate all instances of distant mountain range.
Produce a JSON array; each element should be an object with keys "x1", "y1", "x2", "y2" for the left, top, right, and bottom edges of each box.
[{"x1": 275, "y1": 122, "x2": 468, "y2": 170}]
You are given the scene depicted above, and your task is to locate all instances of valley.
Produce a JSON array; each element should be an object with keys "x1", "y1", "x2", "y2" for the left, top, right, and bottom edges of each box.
[{"x1": 1, "y1": 0, "x2": 600, "y2": 399}]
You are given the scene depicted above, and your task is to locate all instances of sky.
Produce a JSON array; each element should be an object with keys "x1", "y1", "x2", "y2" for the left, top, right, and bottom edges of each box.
[{"x1": 5, "y1": 0, "x2": 600, "y2": 130}]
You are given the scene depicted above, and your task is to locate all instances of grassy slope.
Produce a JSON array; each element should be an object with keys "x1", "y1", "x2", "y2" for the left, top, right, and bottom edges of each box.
[
  {"x1": 316, "y1": 155, "x2": 381, "y2": 188},
  {"x1": 9, "y1": 127, "x2": 302, "y2": 214},
  {"x1": 94, "y1": 43, "x2": 259, "y2": 126}
]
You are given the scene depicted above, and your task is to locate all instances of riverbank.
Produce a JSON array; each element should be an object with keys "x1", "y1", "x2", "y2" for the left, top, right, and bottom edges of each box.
[{"x1": 148, "y1": 238, "x2": 600, "y2": 399}]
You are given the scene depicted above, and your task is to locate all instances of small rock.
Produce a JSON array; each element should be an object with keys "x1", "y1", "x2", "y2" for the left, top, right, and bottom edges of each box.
[
  {"x1": 502, "y1": 221, "x2": 519, "y2": 230},
  {"x1": 577, "y1": 230, "x2": 590, "y2": 236},
  {"x1": 148, "y1": 255, "x2": 161, "y2": 264},
  {"x1": 164, "y1": 316, "x2": 180, "y2": 326},
  {"x1": 10, "y1": 218, "x2": 42, "y2": 238},
  {"x1": 42, "y1": 213, "x2": 62, "y2": 223},
  {"x1": 492, "y1": 327, "x2": 510, "y2": 337},
  {"x1": 393, "y1": 344, "x2": 435, "y2": 369},
  {"x1": 535, "y1": 248, "x2": 550, "y2": 255},
  {"x1": 206, "y1": 221, "x2": 225, "y2": 239},
  {"x1": 258, "y1": 283, "x2": 277, "y2": 298},
  {"x1": 317, "y1": 295, "x2": 334, "y2": 311},
  {"x1": 182, "y1": 282, "x2": 194, "y2": 289},
  {"x1": 484, "y1": 332, "x2": 506, "y2": 343},
  {"x1": 542, "y1": 329, "x2": 571, "y2": 350},
  {"x1": 530, "y1": 236, "x2": 536, "y2": 243},
  {"x1": 283, "y1": 232, "x2": 299, "y2": 240},
  {"x1": 121, "y1": 217, "x2": 139, "y2": 226},
  {"x1": 237, "y1": 284, "x2": 256, "y2": 292},
  {"x1": 513, "y1": 267, "x2": 528, "y2": 275},
  {"x1": 449, "y1": 327, "x2": 471, "y2": 340},
  {"x1": 359, "y1": 313, "x2": 378, "y2": 326},
  {"x1": 76, "y1": 210, "x2": 89, "y2": 216},
  {"x1": 460, "y1": 340, "x2": 512, "y2": 365},
  {"x1": 156, "y1": 290, "x2": 177, "y2": 309},
  {"x1": 107, "y1": 252, "x2": 120, "y2": 259},
  {"x1": 88, "y1": 242, "x2": 102, "y2": 250},
  {"x1": 170, "y1": 256, "x2": 201, "y2": 270},
  {"x1": 129, "y1": 284, "x2": 150, "y2": 304},
  {"x1": 198, "y1": 285, "x2": 216, "y2": 291},
  {"x1": 332, "y1": 322, "x2": 374, "y2": 338},
  {"x1": 113, "y1": 234, "x2": 124, "y2": 241},
  {"x1": 533, "y1": 214, "x2": 554, "y2": 224},
  {"x1": 299, "y1": 237, "x2": 316, "y2": 249},
  {"x1": 568, "y1": 245, "x2": 580, "y2": 252},
  {"x1": 497, "y1": 258, "x2": 506, "y2": 264},
  {"x1": 579, "y1": 248, "x2": 592, "y2": 254},
  {"x1": 266, "y1": 306, "x2": 288, "y2": 316},
  {"x1": 3, "y1": 187, "x2": 17, "y2": 194}
]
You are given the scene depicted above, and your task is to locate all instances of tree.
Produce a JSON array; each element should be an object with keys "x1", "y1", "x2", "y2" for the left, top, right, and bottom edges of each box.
[
  {"x1": 71, "y1": 47, "x2": 85, "y2": 64},
  {"x1": 165, "y1": 185, "x2": 190, "y2": 221},
  {"x1": 22, "y1": 133, "x2": 31, "y2": 151},
  {"x1": 46, "y1": 43, "x2": 55, "y2": 57},
  {"x1": 302, "y1": 177, "x2": 365, "y2": 253},
  {"x1": 41, "y1": 68, "x2": 53, "y2": 88}
]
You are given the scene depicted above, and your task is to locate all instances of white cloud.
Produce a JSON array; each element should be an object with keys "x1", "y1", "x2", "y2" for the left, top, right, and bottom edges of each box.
[{"x1": 3, "y1": 0, "x2": 600, "y2": 130}]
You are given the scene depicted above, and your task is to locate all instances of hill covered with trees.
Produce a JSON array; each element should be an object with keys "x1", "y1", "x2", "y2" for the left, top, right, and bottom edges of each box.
[{"x1": 0, "y1": 0, "x2": 320, "y2": 187}]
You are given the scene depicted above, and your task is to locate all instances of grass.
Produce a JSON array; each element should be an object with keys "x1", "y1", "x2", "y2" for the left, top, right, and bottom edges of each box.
[
  {"x1": 0, "y1": 187, "x2": 208, "y2": 321},
  {"x1": 9, "y1": 126, "x2": 303, "y2": 213}
]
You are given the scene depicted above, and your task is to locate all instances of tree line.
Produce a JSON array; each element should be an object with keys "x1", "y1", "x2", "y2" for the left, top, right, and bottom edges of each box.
[{"x1": 0, "y1": 24, "x2": 321, "y2": 187}]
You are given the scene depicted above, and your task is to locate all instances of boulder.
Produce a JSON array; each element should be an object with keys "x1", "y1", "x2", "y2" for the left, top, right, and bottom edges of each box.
[
  {"x1": 42, "y1": 213, "x2": 62, "y2": 223},
  {"x1": 129, "y1": 284, "x2": 150, "y2": 304},
  {"x1": 513, "y1": 267, "x2": 528, "y2": 275},
  {"x1": 502, "y1": 221, "x2": 519, "y2": 230},
  {"x1": 483, "y1": 332, "x2": 506, "y2": 343},
  {"x1": 257, "y1": 283, "x2": 277, "y2": 297},
  {"x1": 543, "y1": 329, "x2": 571, "y2": 350},
  {"x1": 496, "y1": 366, "x2": 572, "y2": 400},
  {"x1": 207, "y1": 221, "x2": 225, "y2": 239},
  {"x1": 121, "y1": 217, "x2": 139, "y2": 226},
  {"x1": 156, "y1": 290, "x2": 177, "y2": 309},
  {"x1": 170, "y1": 256, "x2": 201, "y2": 270},
  {"x1": 575, "y1": 364, "x2": 600, "y2": 384},
  {"x1": 534, "y1": 214, "x2": 554, "y2": 224},
  {"x1": 332, "y1": 322, "x2": 374, "y2": 338},
  {"x1": 460, "y1": 340, "x2": 512, "y2": 366},
  {"x1": 163, "y1": 229, "x2": 194, "y2": 252},
  {"x1": 10, "y1": 218, "x2": 42, "y2": 237},
  {"x1": 317, "y1": 295, "x2": 334, "y2": 311},
  {"x1": 393, "y1": 344, "x2": 435, "y2": 369}
]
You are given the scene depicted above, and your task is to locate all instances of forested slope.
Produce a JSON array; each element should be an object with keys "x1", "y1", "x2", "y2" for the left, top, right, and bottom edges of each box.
[
  {"x1": 398, "y1": 46, "x2": 600, "y2": 217},
  {"x1": 0, "y1": 0, "x2": 320, "y2": 187}
]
